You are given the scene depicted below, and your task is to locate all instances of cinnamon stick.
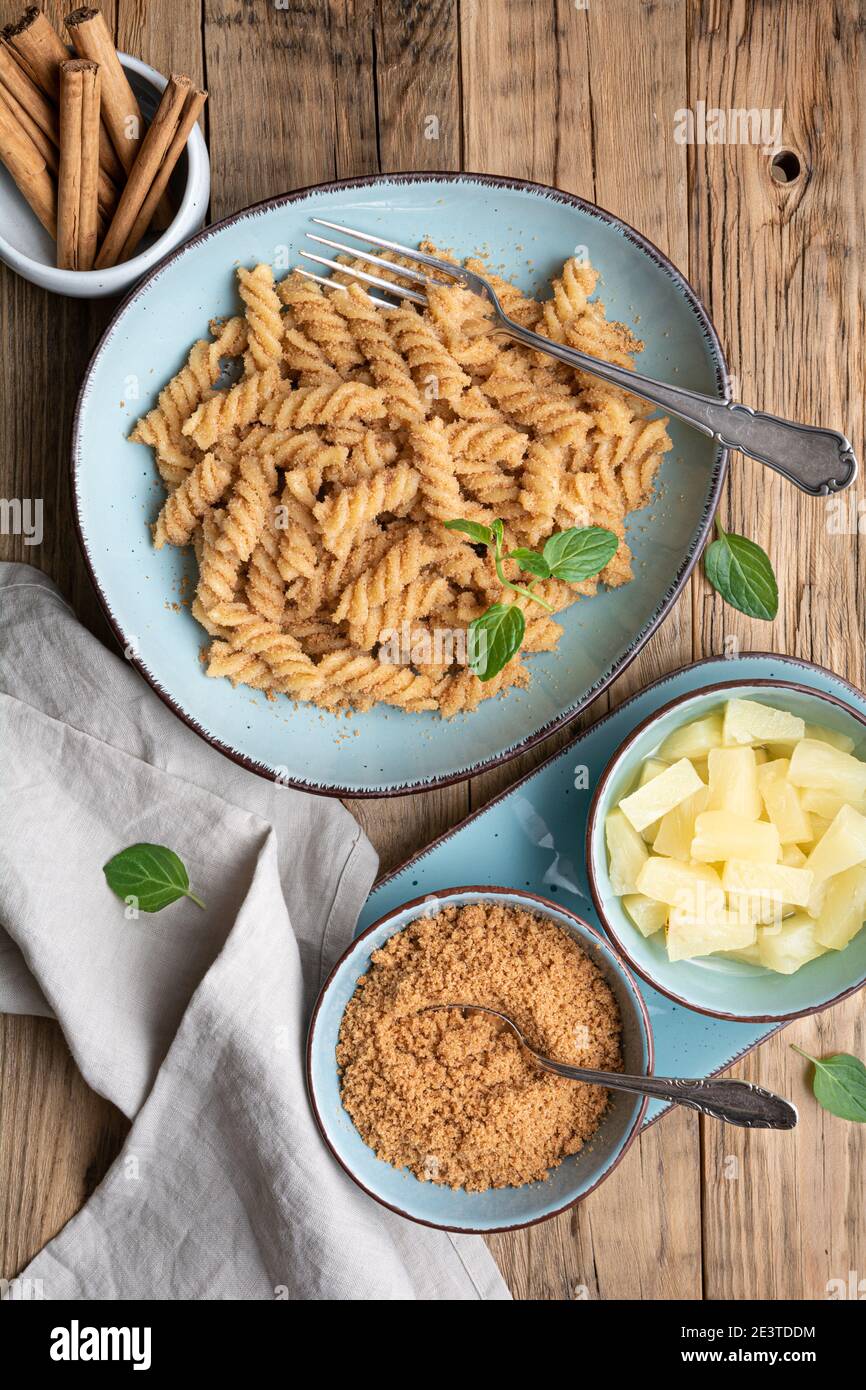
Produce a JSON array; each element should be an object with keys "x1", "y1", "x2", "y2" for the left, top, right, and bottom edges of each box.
[
  {"x1": 0, "y1": 37, "x2": 57, "y2": 143},
  {"x1": 95, "y1": 72, "x2": 190, "y2": 269},
  {"x1": 2, "y1": 7, "x2": 62, "y2": 92},
  {"x1": 0, "y1": 32, "x2": 115, "y2": 224},
  {"x1": 57, "y1": 58, "x2": 100, "y2": 269},
  {"x1": 65, "y1": 6, "x2": 175, "y2": 228},
  {"x1": 65, "y1": 7, "x2": 141, "y2": 171},
  {"x1": 0, "y1": 65, "x2": 56, "y2": 171},
  {"x1": 119, "y1": 85, "x2": 206, "y2": 262},
  {"x1": 3, "y1": 5, "x2": 123, "y2": 184},
  {"x1": 0, "y1": 83, "x2": 56, "y2": 237}
]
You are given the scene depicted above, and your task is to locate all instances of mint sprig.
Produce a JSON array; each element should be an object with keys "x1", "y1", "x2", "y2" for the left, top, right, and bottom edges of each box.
[
  {"x1": 704, "y1": 521, "x2": 778, "y2": 621},
  {"x1": 103, "y1": 843, "x2": 206, "y2": 914},
  {"x1": 445, "y1": 518, "x2": 619, "y2": 681}
]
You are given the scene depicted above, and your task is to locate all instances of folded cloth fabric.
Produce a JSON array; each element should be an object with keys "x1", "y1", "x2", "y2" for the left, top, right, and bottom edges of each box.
[{"x1": 0, "y1": 563, "x2": 509, "y2": 1301}]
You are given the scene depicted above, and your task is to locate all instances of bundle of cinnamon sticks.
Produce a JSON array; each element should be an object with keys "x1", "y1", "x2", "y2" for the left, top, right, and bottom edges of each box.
[{"x1": 0, "y1": 6, "x2": 206, "y2": 272}]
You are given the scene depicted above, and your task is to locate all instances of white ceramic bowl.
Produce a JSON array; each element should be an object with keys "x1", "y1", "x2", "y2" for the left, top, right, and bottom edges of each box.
[{"x1": 0, "y1": 53, "x2": 209, "y2": 298}]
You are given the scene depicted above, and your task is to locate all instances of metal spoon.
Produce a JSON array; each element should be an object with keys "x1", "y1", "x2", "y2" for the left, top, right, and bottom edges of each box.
[{"x1": 422, "y1": 1004, "x2": 797, "y2": 1130}]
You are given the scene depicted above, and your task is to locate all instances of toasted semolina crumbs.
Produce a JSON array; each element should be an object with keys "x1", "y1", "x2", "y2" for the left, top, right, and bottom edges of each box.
[{"x1": 336, "y1": 902, "x2": 622, "y2": 1191}]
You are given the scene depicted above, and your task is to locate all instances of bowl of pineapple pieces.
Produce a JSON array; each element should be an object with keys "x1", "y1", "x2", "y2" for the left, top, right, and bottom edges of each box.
[{"x1": 587, "y1": 681, "x2": 866, "y2": 1020}]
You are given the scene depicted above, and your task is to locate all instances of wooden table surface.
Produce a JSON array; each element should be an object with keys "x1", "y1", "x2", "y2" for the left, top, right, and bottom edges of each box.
[{"x1": 1, "y1": 0, "x2": 863, "y2": 1301}]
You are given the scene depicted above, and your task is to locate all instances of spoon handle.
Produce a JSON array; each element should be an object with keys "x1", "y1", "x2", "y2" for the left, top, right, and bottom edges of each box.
[{"x1": 533, "y1": 1059, "x2": 798, "y2": 1130}]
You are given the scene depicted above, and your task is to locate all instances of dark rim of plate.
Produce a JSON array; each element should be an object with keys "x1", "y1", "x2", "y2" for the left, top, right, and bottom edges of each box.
[
  {"x1": 306, "y1": 884, "x2": 654, "y2": 1234},
  {"x1": 71, "y1": 170, "x2": 730, "y2": 797}
]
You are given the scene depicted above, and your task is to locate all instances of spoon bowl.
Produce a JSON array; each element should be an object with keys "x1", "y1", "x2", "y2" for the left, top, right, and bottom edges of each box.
[{"x1": 423, "y1": 1003, "x2": 798, "y2": 1129}]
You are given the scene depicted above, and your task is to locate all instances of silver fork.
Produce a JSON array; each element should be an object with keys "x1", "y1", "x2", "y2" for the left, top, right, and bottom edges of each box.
[
  {"x1": 300, "y1": 219, "x2": 857, "y2": 497},
  {"x1": 421, "y1": 1004, "x2": 798, "y2": 1129}
]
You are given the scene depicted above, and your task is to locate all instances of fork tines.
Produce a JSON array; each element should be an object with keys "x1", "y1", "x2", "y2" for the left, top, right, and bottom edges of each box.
[{"x1": 297, "y1": 218, "x2": 465, "y2": 308}]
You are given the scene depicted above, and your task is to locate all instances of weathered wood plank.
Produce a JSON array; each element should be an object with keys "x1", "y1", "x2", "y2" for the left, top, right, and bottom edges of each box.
[{"x1": 689, "y1": 0, "x2": 866, "y2": 1299}]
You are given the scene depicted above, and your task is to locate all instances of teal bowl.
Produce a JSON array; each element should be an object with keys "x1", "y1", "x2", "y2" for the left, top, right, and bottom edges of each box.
[
  {"x1": 586, "y1": 675, "x2": 866, "y2": 1022},
  {"x1": 307, "y1": 887, "x2": 652, "y2": 1233},
  {"x1": 72, "y1": 172, "x2": 728, "y2": 796}
]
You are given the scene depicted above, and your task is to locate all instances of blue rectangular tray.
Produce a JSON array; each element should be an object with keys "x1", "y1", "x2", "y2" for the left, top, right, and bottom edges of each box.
[{"x1": 357, "y1": 652, "x2": 866, "y2": 1124}]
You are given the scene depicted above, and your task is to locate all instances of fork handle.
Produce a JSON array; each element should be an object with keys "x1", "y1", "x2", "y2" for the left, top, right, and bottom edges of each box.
[
  {"x1": 533, "y1": 1058, "x2": 797, "y2": 1129},
  {"x1": 503, "y1": 322, "x2": 857, "y2": 497}
]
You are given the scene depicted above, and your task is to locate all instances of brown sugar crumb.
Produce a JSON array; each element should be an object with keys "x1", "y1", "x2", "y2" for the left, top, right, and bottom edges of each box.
[{"x1": 336, "y1": 902, "x2": 622, "y2": 1191}]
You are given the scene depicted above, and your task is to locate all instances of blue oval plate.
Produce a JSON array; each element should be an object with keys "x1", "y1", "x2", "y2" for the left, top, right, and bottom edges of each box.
[{"x1": 73, "y1": 173, "x2": 729, "y2": 795}]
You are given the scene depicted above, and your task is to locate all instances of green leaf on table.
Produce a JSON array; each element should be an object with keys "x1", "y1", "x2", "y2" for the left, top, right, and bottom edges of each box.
[
  {"x1": 508, "y1": 547, "x2": 551, "y2": 579},
  {"x1": 468, "y1": 603, "x2": 526, "y2": 681},
  {"x1": 791, "y1": 1046, "x2": 866, "y2": 1123},
  {"x1": 543, "y1": 526, "x2": 619, "y2": 582},
  {"x1": 103, "y1": 843, "x2": 206, "y2": 914},
  {"x1": 704, "y1": 525, "x2": 778, "y2": 620},
  {"x1": 443, "y1": 518, "x2": 493, "y2": 547}
]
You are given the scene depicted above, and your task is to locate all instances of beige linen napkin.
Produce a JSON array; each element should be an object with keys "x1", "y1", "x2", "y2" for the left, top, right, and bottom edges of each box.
[{"x1": 0, "y1": 563, "x2": 509, "y2": 1301}]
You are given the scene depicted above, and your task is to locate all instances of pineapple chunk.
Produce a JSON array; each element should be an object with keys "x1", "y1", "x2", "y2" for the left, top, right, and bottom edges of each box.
[
  {"x1": 718, "y1": 940, "x2": 764, "y2": 966},
  {"x1": 799, "y1": 787, "x2": 866, "y2": 820},
  {"x1": 706, "y1": 747, "x2": 762, "y2": 819},
  {"x1": 635, "y1": 857, "x2": 725, "y2": 917},
  {"x1": 667, "y1": 902, "x2": 756, "y2": 962},
  {"x1": 757, "y1": 759, "x2": 813, "y2": 843},
  {"x1": 618, "y1": 758, "x2": 704, "y2": 834},
  {"x1": 788, "y1": 738, "x2": 866, "y2": 803},
  {"x1": 622, "y1": 893, "x2": 668, "y2": 939},
  {"x1": 806, "y1": 880, "x2": 827, "y2": 921},
  {"x1": 605, "y1": 809, "x2": 649, "y2": 895},
  {"x1": 722, "y1": 698, "x2": 805, "y2": 748},
  {"x1": 781, "y1": 844, "x2": 808, "y2": 868},
  {"x1": 638, "y1": 758, "x2": 670, "y2": 783},
  {"x1": 725, "y1": 893, "x2": 783, "y2": 930},
  {"x1": 757, "y1": 913, "x2": 827, "y2": 974},
  {"x1": 814, "y1": 864, "x2": 866, "y2": 950},
  {"x1": 722, "y1": 858, "x2": 813, "y2": 910},
  {"x1": 635, "y1": 758, "x2": 670, "y2": 843},
  {"x1": 804, "y1": 803, "x2": 866, "y2": 885},
  {"x1": 657, "y1": 712, "x2": 723, "y2": 763},
  {"x1": 805, "y1": 723, "x2": 856, "y2": 753},
  {"x1": 653, "y1": 786, "x2": 708, "y2": 860},
  {"x1": 764, "y1": 724, "x2": 855, "y2": 758},
  {"x1": 691, "y1": 810, "x2": 781, "y2": 865}
]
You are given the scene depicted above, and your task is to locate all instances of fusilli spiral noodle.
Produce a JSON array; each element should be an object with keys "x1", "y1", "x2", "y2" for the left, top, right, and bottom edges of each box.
[
  {"x1": 315, "y1": 461, "x2": 419, "y2": 559},
  {"x1": 152, "y1": 452, "x2": 233, "y2": 549},
  {"x1": 238, "y1": 264, "x2": 284, "y2": 372}
]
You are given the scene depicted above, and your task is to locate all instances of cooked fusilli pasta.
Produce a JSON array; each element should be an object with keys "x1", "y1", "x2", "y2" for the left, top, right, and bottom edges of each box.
[{"x1": 131, "y1": 254, "x2": 671, "y2": 717}]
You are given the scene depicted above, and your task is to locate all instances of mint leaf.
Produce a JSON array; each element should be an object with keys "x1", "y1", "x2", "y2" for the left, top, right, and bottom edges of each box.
[
  {"x1": 103, "y1": 843, "x2": 205, "y2": 913},
  {"x1": 543, "y1": 526, "x2": 619, "y2": 582},
  {"x1": 508, "y1": 547, "x2": 550, "y2": 579},
  {"x1": 468, "y1": 603, "x2": 525, "y2": 681},
  {"x1": 443, "y1": 518, "x2": 493, "y2": 547},
  {"x1": 791, "y1": 1046, "x2": 866, "y2": 1123},
  {"x1": 704, "y1": 525, "x2": 778, "y2": 620},
  {"x1": 491, "y1": 518, "x2": 505, "y2": 550}
]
